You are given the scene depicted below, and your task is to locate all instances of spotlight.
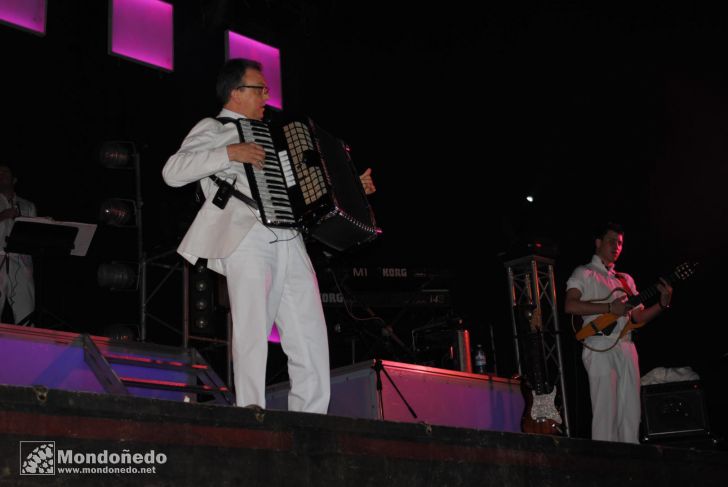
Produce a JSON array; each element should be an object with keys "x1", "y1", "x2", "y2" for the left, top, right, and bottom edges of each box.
[
  {"x1": 188, "y1": 260, "x2": 217, "y2": 336},
  {"x1": 97, "y1": 262, "x2": 138, "y2": 290},
  {"x1": 193, "y1": 316, "x2": 210, "y2": 331},
  {"x1": 194, "y1": 298, "x2": 209, "y2": 311},
  {"x1": 99, "y1": 198, "x2": 135, "y2": 226},
  {"x1": 194, "y1": 280, "x2": 208, "y2": 292},
  {"x1": 99, "y1": 141, "x2": 136, "y2": 169}
]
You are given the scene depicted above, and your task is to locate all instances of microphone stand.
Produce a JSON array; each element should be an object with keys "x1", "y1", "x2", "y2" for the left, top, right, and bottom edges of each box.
[{"x1": 371, "y1": 357, "x2": 417, "y2": 421}]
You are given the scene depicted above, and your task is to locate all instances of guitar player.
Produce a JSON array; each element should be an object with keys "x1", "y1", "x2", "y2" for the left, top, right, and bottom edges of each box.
[{"x1": 564, "y1": 222, "x2": 673, "y2": 443}]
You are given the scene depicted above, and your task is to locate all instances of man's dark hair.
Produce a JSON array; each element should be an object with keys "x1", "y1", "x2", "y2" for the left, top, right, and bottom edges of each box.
[
  {"x1": 595, "y1": 222, "x2": 624, "y2": 240},
  {"x1": 216, "y1": 58, "x2": 263, "y2": 105}
]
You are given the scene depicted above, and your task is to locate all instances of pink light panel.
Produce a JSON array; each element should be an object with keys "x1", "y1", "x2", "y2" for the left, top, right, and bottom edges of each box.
[
  {"x1": 109, "y1": 0, "x2": 173, "y2": 71},
  {"x1": 226, "y1": 30, "x2": 282, "y2": 109},
  {"x1": 0, "y1": 0, "x2": 46, "y2": 35}
]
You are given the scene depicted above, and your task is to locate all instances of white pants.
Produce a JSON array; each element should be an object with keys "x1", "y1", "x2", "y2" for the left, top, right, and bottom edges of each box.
[
  {"x1": 582, "y1": 337, "x2": 641, "y2": 443},
  {"x1": 222, "y1": 223, "x2": 330, "y2": 413},
  {"x1": 0, "y1": 253, "x2": 35, "y2": 325}
]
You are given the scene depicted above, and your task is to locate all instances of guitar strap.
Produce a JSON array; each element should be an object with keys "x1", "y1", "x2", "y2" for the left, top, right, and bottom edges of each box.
[{"x1": 614, "y1": 273, "x2": 633, "y2": 297}]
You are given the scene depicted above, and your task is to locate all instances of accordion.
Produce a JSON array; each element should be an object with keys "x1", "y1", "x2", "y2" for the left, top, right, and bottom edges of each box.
[{"x1": 223, "y1": 116, "x2": 380, "y2": 251}]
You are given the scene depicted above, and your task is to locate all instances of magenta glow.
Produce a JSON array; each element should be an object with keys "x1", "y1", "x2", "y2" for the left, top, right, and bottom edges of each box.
[
  {"x1": 109, "y1": 0, "x2": 173, "y2": 71},
  {"x1": 0, "y1": 0, "x2": 46, "y2": 35},
  {"x1": 268, "y1": 323, "x2": 281, "y2": 344}
]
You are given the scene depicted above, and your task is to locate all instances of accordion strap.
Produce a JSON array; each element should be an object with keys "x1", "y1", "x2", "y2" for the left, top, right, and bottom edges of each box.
[
  {"x1": 216, "y1": 116, "x2": 242, "y2": 129},
  {"x1": 210, "y1": 117, "x2": 259, "y2": 210}
]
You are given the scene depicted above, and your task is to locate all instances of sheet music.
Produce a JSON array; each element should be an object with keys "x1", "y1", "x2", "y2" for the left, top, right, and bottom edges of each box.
[{"x1": 14, "y1": 217, "x2": 97, "y2": 257}]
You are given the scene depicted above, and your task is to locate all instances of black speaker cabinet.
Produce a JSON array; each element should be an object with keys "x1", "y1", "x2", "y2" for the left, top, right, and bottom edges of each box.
[{"x1": 641, "y1": 380, "x2": 710, "y2": 442}]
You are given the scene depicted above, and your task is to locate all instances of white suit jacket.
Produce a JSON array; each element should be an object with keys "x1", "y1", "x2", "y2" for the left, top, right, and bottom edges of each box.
[{"x1": 162, "y1": 109, "x2": 260, "y2": 275}]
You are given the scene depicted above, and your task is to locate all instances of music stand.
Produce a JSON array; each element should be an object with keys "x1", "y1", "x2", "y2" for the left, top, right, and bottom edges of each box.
[{"x1": 4, "y1": 217, "x2": 96, "y2": 327}]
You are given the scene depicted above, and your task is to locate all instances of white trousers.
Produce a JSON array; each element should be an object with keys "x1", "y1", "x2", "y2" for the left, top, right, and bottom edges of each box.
[
  {"x1": 0, "y1": 254, "x2": 35, "y2": 325},
  {"x1": 222, "y1": 223, "x2": 330, "y2": 413},
  {"x1": 582, "y1": 338, "x2": 641, "y2": 443}
]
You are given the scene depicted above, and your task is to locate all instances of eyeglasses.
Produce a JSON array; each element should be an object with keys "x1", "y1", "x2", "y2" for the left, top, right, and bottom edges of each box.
[{"x1": 236, "y1": 85, "x2": 270, "y2": 96}]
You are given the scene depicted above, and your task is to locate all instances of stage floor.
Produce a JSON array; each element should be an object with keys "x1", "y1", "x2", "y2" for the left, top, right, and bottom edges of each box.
[{"x1": 1, "y1": 384, "x2": 726, "y2": 486}]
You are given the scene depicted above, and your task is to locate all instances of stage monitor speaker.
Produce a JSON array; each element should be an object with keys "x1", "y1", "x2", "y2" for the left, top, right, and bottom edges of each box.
[{"x1": 641, "y1": 380, "x2": 710, "y2": 442}]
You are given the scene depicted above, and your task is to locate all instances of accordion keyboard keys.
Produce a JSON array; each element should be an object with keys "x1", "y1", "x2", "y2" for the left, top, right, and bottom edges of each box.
[{"x1": 240, "y1": 120, "x2": 297, "y2": 227}]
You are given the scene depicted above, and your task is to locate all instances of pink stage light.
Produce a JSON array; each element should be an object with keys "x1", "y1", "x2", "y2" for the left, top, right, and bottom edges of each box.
[
  {"x1": 109, "y1": 0, "x2": 173, "y2": 71},
  {"x1": 0, "y1": 0, "x2": 46, "y2": 35},
  {"x1": 226, "y1": 30, "x2": 282, "y2": 110},
  {"x1": 268, "y1": 323, "x2": 281, "y2": 344}
]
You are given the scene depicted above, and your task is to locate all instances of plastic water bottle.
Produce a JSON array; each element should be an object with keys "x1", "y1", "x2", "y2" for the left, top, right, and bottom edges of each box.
[{"x1": 474, "y1": 344, "x2": 487, "y2": 374}]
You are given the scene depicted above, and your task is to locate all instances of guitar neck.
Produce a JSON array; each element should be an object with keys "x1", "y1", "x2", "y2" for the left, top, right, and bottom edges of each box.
[
  {"x1": 625, "y1": 271, "x2": 678, "y2": 306},
  {"x1": 575, "y1": 262, "x2": 696, "y2": 342},
  {"x1": 526, "y1": 331, "x2": 549, "y2": 394}
]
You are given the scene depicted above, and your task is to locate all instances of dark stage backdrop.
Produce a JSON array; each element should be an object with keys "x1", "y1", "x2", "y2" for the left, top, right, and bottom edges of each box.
[{"x1": 2, "y1": 1, "x2": 727, "y2": 440}]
